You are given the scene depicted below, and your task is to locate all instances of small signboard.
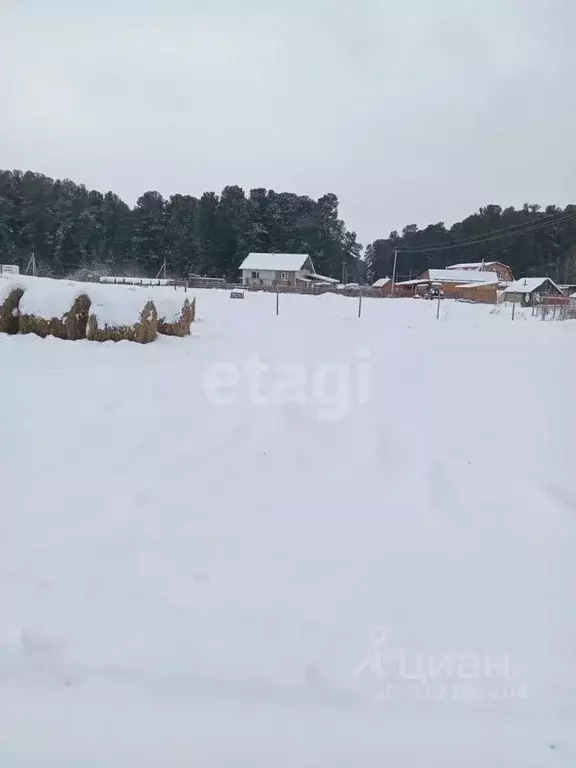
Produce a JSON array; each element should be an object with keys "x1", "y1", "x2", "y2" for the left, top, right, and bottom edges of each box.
[{"x1": 0, "y1": 264, "x2": 19, "y2": 275}]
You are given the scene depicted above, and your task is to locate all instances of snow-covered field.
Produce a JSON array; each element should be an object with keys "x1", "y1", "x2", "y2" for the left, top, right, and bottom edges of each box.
[{"x1": 1, "y1": 289, "x2": 575, "y2": 766}]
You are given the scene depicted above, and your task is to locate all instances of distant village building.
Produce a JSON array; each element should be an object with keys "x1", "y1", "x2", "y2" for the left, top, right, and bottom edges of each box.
[
  {"x1": 395, "y1": 268, "x2": 499, "y2": 298},
  {"x1": 557, "y1": 283, "x2": 576, "y2": 296},
  {"x1": 372, "y1": 277, "x2": 392, "y2": 295},
  {"x1": 240, "y1": 253, "x2": 315, "y2": 287},
  {"x1": 239, "y1": 253, "x2": 337, "y2": 288},
  {"x1": 458, "y1": 282, "x2": 500, "y2": 304},
  {"x1": 503, "y1": 277, "x2": 563, "y2": 305},
  {"x1": 446, "y1": 261, "x2": 513, "y2": 282}
]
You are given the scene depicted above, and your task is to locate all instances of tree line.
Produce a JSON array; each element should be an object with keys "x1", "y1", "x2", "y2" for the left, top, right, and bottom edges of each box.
[
  {"x1": 1, "y1": 169, "x2": 576, "y2": 284},
  {"x1": 365, "y1": 204, "x2": 576, "y2": 284},
  {"x1": 0, "y1": 170, "x2": 362, "y2": 282}
]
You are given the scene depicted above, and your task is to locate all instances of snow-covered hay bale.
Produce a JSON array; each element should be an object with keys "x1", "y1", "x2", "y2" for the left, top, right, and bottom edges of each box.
[
  {"x1": 0, "y1": 280, "x2": 25, "y2": 334},
  {"x1": 157, "y1": 297, "x2": 196, "y2": 336},
  {"x1": 18, "y1": 279, "x2": 92, "y2": 340},
  {"x1": 87, "y1": 299, "x2": 158, "y2": 344}
]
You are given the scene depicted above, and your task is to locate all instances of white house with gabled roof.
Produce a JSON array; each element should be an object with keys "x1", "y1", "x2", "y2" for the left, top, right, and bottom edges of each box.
[{"x1": 239, "y1": 253, "x2": 316, "y2": 287}]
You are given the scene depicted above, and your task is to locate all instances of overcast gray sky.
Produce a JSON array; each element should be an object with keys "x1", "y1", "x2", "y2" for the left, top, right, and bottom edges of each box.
[{"x1": 2, "y1": 0, "x2": 575, "y2": 245}]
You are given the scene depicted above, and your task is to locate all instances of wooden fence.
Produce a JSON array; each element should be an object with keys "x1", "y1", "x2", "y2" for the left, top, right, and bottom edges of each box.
[{"x1": 533, "y1": 296, "x2": 576, "y2": 320}]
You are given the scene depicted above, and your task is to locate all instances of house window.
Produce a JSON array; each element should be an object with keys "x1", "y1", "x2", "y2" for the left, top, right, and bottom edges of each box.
[
  {"x1": 281, "y1": 272, "x2": 289, "y2": 281},
  {"x1": 251, "y1": 271, "x2": 259, "y2": 279}
]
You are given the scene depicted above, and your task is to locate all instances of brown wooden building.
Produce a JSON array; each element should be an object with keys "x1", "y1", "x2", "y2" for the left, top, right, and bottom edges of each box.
[
  {"x1": 446, "y1": 261, "x2": 514, "y2": 282},
  {"x1": 457, "y1": 283, "x2": 499, "y2": 304},
  {"x1": 395, "y1": 269, "x2": 500, "y2": 299},
  {"x1": 372, "y1": 277, "x2": 393, "y2": 296}
]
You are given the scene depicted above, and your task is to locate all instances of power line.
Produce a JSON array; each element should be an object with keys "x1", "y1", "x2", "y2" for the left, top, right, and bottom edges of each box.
[
  {"x1": 399, "y1": 212, "x2": 576, "y2": 254},
  {"x1": 399, "y1": 212, "x2": 576, "y2": 253}
]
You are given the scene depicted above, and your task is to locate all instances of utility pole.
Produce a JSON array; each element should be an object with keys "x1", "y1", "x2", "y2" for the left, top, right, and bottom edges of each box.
[
  {"x1": 156, "y1": 257, "x2": 167, "y2": 281},
  {"x1": 390, "y1": 249, "x2": 399, "y2": 298},
  {"x1": 25, "y1": 251, "x2": 37, "y2": 277}
]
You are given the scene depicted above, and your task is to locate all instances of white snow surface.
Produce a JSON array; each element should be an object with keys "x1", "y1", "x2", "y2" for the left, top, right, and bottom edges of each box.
[
  {"x1": 89, "y1": 285, "x2": 188, "y2": 326},
  {"x1": 0, "y1": 274, "x2": 26, "y2": 301},
  {"x1": 86, "y1": 284, "x2": 158, "y2": 326},
  {"x1": 18, "y1": 277, "x2": 89, "y2": 317},
  {"x1": 89, "y1": 282, "x2": 189, "y2": 326},
  {"x1": 1, "y1": 290, "x2": 576, "y2": 766}
]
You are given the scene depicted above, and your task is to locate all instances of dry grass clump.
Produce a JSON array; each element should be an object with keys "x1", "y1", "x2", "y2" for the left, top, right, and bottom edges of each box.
[
  {"x1": 87, "y1": 300, "x2": 158, "y2": 344},
  {"x1": 19, "y1": 293, "x2": 92, "y2": 340},
  {"x1": 157, "y1": 297, "x2": 196, "y2": 336},
  {"x1": 0, "y1": 287, "x2": 25, "y2": 334}
]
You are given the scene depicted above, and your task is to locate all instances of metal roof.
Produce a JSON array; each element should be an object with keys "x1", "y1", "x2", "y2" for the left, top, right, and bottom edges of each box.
[
  {"x1": 446, "y1": 261, "x2": 507, "y2": 270},
  {"x1": 239, "y1": 253, "x2": 313, "y2": 272},
  {"x1": 503, "y1": 277, "x2": 561, "y2": 294},
  {"x1": 310, "y1": 273, "x2": 339, "y2": 284},
  {"x1": 428, "y1": 269, "x2": 499, "y2": 284},
  {"x1": 459, "y1": 281, "x2": 500, "y2": 288}
]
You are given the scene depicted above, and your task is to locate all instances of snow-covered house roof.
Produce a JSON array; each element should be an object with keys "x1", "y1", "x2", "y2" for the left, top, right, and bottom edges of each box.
[
  {"x1": 427, "y1": 269, "x2": 499, "y2": 284},
  {"x1": 310, "y1": 273, "x2": 339, "y2": 284},
  {"x1": 239, "y1": 253, "x2": 314, "y2": 272},
  {"x1": 459, "y1": 281, "x2": 500, "y2": 289},
  {"x1": 503, "y1": 277, "x2": 561, "y2": 294},
  {"x1": 372, "y1": 277, "x2": 391, "y2": 287},
  {"x1": 446, "y1": 261, "x2": 504, "y2": 271}
]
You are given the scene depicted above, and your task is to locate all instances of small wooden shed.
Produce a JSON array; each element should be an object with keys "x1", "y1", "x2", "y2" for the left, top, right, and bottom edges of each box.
[{"x1": 503, "y1": 277, "x2": 563, "y2": 306}]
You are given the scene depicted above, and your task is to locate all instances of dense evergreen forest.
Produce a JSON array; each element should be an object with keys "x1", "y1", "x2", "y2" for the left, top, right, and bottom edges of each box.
[
  {"x1": 366, "y1": 203, "x2": 576, "y2": 284},
  {"x1": 1, "y1": 169, "x2": 576, "y2": 283},
  {"x1": 0, "y1": 170, "x2": 363, "y2": 282}
]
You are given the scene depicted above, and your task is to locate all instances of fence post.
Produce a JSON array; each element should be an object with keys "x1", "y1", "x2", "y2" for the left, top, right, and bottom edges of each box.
[
  {"x1": 436, "y1": 292, "x2": 441, "y2": 320},
  {"x1": 512, "y1": 297, "x2": 516, "y2": 321},
  {"x1": 358, "y1": 287, "x2": 363, "y2": 318},
  {"x1": 276, "y1": 287, "x2": 279, "y2": 316}
]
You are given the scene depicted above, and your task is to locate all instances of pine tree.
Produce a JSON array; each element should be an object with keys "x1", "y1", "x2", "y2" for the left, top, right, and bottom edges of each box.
[{"x1": 131, "y1": 191, "x2": 167, "y2": 276}]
